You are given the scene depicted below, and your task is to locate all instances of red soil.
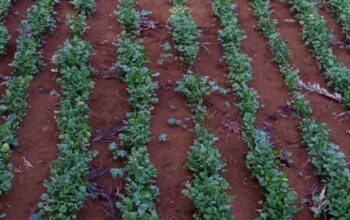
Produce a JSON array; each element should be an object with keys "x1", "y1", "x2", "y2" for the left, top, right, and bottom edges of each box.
[
  {"x1": 137, "y1": 0, "x2": 194, "y2": 219},
  {"x1": 317, "y1": 7, "x2": 350, "y2": 66},
  {"x1": 0, "y1": 0, "x2": 34, "y2": 76},
  {"x1": 271, "y1": 0, "x2": 350, "y2": 161},
  {"x1": 0, "y1": 0, "x2": 349, "y2": 220},
  {"x1": 0, "y1": 1, "x2": 71, "y2": 219},
  {"x1": 0, "y1": 0, "x2": 34, "y2": 97},
  {"x1": 78, "y1": 0, "x2": 128, "y2": 219},
  {"x1": 189, "y1": 0, "x2": 263, "y2": 219},
  {"x1": 234, "y1": 1, "x2": 320, "y2": 219}
]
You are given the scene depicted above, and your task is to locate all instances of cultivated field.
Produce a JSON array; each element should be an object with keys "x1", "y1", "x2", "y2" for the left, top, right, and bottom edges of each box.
[{"x1": 0, "y1": 0, "x2": 349, "y2": 219}]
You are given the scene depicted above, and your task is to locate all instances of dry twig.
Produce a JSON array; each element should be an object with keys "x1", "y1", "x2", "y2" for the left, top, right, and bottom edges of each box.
[{"x1": 298, "y1": 80, "x2": 342, "y2": 103}]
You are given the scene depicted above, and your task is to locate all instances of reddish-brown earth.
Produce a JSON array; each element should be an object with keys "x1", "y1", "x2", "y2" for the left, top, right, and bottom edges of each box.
[
  {"x1": 0, "y1": 0, "x2": 34, "y2": 75},
  {"x1": 0, "y1": 0, "x2": 349, "y2": 220},
  {"x1": 0, "y1": 0, "x2": 34, "y2": 95},
  {"x1": 317, "y1": 7, "x2": 350, "y2": 66},
  {"x1": 234, "y1": 1, "x2": 320, "y2": 219},
  {"x1": 189, "y1": 0, "x2": 263, "y2": 219},
  {"x1": 78, "y1": 0, "x2": 128, "y2": 219},
  {"x1": 138, "y1": 0, "x2": 195, "y2": 219},
  {"x1": 271, "y1": 0, "x2": 350, "y2": 161},
  {"x1": 0, "y1": 1, "x2": 70, "y2": 219}
]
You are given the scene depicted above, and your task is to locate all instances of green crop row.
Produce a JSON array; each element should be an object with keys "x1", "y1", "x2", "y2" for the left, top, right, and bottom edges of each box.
[
  {"x1": 0, "y1": 0, "x2": 12, "y2": 56},
  {"x1": 170, "y1": 1, "x2": 234, "y2": 219},
  {"x1": 0, "y1": 0, "x2": 11, "y2": 21},
  {"x1": 288, "y1": 0, "x2": 350, "y2": 108},
  {"x1": 0, "y1": 0, "x2": 58, "y2": 196},
  {"x1": 211, "y1": 0, "x2": 298, "y2": 219},
  {"x1": 169, "y1": 1, "x2": 200, "y2": 67},
  {"x1": 70, "y1": 0, "x2": 96, "y2": 17},
  {"x1": 115, "y1": 0, "x2": 160, "y2": 219},
  {"x1": 35, "y1": 1, "x2": 96, "y2": 219},
  {"x1": 39, "y1": 38, "x2": 94, "y2": 220},
  {"x1": 327, "y1": 0, "x2": 350, "y2": 48},
  {"x1": 175, "y1": 73, "x2": 234, "y2": 219},
  {"x1": 251, "y1": 0, "x2": 350, "y2": 218}
]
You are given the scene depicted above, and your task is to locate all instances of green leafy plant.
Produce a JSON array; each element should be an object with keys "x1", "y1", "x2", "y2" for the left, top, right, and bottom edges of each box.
[
  {"x1": 0, "y1": 25, "x2": 10, "y2": 56},
  {"x1": 0, "y1": 0, "x2": 11, "y2": 21},
  {"x1": 158, "y1": 133, "x2": 168, "y2": 142},
  {"x1": 326, "y1": 0, "x2": 350, "y2": 48},
  {"x1": 170, "y1": 3, "x2": 200, "y2": 67},
  {"x1": 300, "y1": 120, "x2": 350, "y2": 218},
  {"x1": 114, "y1": 1, "x2": 160, "y2": 219},
  {"x1": 291, "y1": 93, "x2": 312, "y2": 118},
  {"x1": 108, "y1": 142, "x2": 127, "y2": 160},
  {"x1": 176, "y1": 73, "x2": 234, "y2": 220},
  {"x1": 289, "y1": 0, "x2": 350, "y2": 108},
  {"x1": 0, "y1": 0, "x2": 59, "y2": 196},
  {"x1": 115, "y1": 36, "x2": 147, "y2": 73},
  {"x1": 175, "y1": 72, "x2": 211, "y2": 106},
  {"x1": 157, "y1": 42, "x2": 173, "y2": 65},
  {"x1": 70, "y1": 0, "x2": 96, "y2": 17},
  {"x1": 172, "y1": 2, "x2": 234, "y2": 217},
  {"x1": 67, "y1": 14, "x2": 87, "y2": 37},
  {"x1": 0, "y1": 0, "x2": 11, "y2": 56},
  {"x1": 251, "y1": 1, "x2": 350, "y2": 218},
  {"x1": 11, "y1": 36, "x2": 43, "y2": 75},
  {"x1": 40, "y1": 37, "x2": 95, "y2": 219},
  {"x1": 211, "y1": 0, "x2": 298, "y2": 218},
  {"x1": 38, "y1": 1, "x2": 96, "y2": 219},
  {"x1": 116, "y1": 0, "x2": 140, "y2": 33},
  {"x1": 20, "y1": 0, "x2": 58, "y2": 37}
]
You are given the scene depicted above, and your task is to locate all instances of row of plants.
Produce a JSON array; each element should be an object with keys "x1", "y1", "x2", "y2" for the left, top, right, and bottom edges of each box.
[
  {"x1": 211, "y1": 0, "x2": 298, "y2": 219},
  {"x1": 326, "y1": 0, "x2": 350, "y2": 49},
  {"x1": 36, "y1": 1, "x2": 96, "y2": 219},
  {"x1": 114, "y1": 0, "x2": 160, "y2": 219},
  {"x1": 251, "y1": 0, "x2": 350, "y2": 218},
  {"x1": 0, "y1": 0, "x2": 58, "y2": 196},
  {"x1": 175, "y1": 73, "x2": 234, "y2": 219},
  {"x1": 0, "y1": 0, "x2": 11, "y2": 56},
  {"x1": 170, "y1": 1, "x2": 234, "y2": 218},
  {"x1": 288, "y1": 0, "x2": 350, "y2": 108},
  {"x1": 169, "y1": 0, "x2": 200, "y2": 67}
]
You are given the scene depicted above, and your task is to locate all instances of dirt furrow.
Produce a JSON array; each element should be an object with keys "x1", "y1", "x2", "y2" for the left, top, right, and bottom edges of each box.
[
  {"x1": 187, "y1": 0, "x2": 263, "y2": 219},
  {"x1": 232, "y1": 0, "x2": 320, "y2": 219},
  {"x1": 0, "y1": 1, "x2": 71, "y2": 218},
  {"x1": 76, "y1": 0, "x2": 128, "y2": 219},
  {"x1": 135, "y1": 0, "x2": 196, "y2": 219},
  {"x1": 0, "y1": 0, "x2": 34, "y2": 90},
  {"x1": 317, "y1": 8, "x2": 350, "y2": 66},
  {"x1": 270, "y1": 0, "x2": 350, "y2": 161}
]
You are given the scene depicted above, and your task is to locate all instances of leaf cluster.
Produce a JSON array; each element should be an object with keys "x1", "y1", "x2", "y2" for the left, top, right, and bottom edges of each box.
[
  {"x1": 0, "y1": 25, "x2": 10, "y2": 56},
  {"x1": 170, "y1": 4, "x2": 200, "y2": 67},
  {"x1": 116, "y1": 0, "x2": 140, "y2": 34},
  {"x1": 70, "y1": 0, "x2": 96, "y2": 17},
  {"x1": 0, "y1": 0, "x2": 11, "y2": 56},
  {"x1": 0, "y1": 0, "x2": 11, "y2": 21},
  {"x1": 66, "y1": 14, "x2": 87, "y2": 37},
  {"x1": 21, "y1": 0, "x2": 58, "y2": 37},
  {"x1": 300, "y1": 119, "x2": 350, "y2": 218},
  {"x1": 183, "y1": 125, "x2": 233, "y2": 220}
]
